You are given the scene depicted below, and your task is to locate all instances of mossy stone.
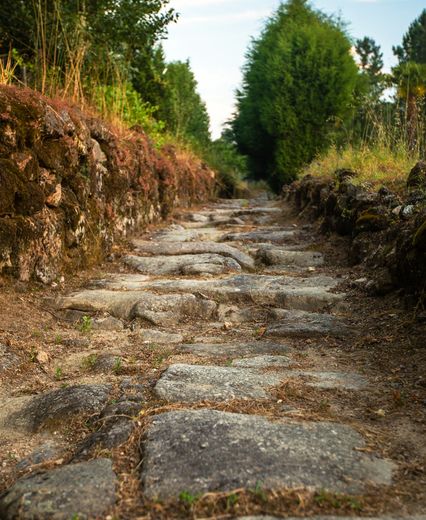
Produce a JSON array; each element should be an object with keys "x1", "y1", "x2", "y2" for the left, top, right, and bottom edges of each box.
[{"x1": 355, "y1": 209, "x2": 390, "y2": 232}]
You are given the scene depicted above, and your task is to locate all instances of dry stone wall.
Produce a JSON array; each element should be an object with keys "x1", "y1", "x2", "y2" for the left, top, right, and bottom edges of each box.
[
  {"x1": 283, "y1": 165, "x2": 426, "y2": 301},
  {"x1": 0, "y1": 86, "x2": 215, "y2": 283}
]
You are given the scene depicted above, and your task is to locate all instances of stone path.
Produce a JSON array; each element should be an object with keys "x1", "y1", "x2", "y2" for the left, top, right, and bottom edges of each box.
[{"x1": 0, "y1": 195, "x2": 424, "y2": 519}]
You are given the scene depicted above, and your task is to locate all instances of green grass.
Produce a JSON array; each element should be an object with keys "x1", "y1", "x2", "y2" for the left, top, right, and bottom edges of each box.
[{"x1": 303, "y1": 143, "x2": 418, "y2": 193}]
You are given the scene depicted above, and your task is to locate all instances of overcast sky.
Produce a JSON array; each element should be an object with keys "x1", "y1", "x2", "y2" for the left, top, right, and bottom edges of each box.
[{"x1": 163, "y1": 0, "x2": 425, "y2": 138}]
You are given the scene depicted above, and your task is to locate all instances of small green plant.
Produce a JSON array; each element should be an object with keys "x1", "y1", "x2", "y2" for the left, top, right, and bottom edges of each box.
[
  {"x1": 112, "y1": 357, "x2": 122, "y2": 374},
  {"x1": 179, "y1": 491, "x2": 200, "y2": 506},
  {"x1": 29, "y1": 348, "x2": 38, "y2": 363},
  {"x1": 54, "y1": 367, "x2": 63, "y2": 380},
  {"x1": 250, "y1": 480, "x2": 267, "y2": 502},
  {"x1": 315, "y1": 490, "x2": 341, "y2": 508},
  {"x1": 226, "y1": 492, "x2": 239, "y2": 509},
  {"x1": 79, "y1": 316, "x2": 92, "y2": 334},
  {"x1": 314, "y1": 490, "x2": 362, "y2": 511},
  {"x1": 81, "y1": 354, "x2": 98, "y2": 371},
  {"x1": 54, "y1": 334, "x2": 63, "y2": 345},
  {"x1": 318, "y1": 399, "x2": 331, "y2": 411}
]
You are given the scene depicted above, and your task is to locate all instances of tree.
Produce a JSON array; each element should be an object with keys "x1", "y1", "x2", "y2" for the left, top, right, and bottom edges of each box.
[
  {"x1": 393, "y1": 62, "x2": 426, "y2": 150},
  {"x1": 160, "y1": 60, "x2": 210, "y2": 146},
  {"x1": 356, "y1": 37, "x2": 384, "y2": 75},
  {"x1": 0, "y1": 0, "x2": 177, "y2": 102},
  {"x1": 392, "y1": 10, "x2": 426, "y2": 152},
  {"x1": 232, "y1": 0, "x2": 358, "y2": 190},
  {"x1": 393, "y1": 9, "x2": 426, "y2": 64}
]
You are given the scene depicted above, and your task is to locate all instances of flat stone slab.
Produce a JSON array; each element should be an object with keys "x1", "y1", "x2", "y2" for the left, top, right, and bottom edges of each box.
[
  {"x1": 16, "y1": 441, "x2": 63, "y2": 471},
  {"x1": 283, "y1": 370, "x2": 368, "y2": 390},
  {"x1": 91, "y1": 315, "x2": 124, "y2": 331},
  {"x1": 124, "y1": 253, "x2": 241, "y2": 275},
  {"x1": 223, "y1": 229, "x2": 296, "y2": 244},
  {"x1": 57, "y1": 290, "x2": 217, "y2": 325},
  {"x1": 256, "y1": 246, "x2": 324, "y2": 267},
  {"x1": 141, "y1": 409, "x2": 395, "y2": 498},
  {"x1": 98, "y1": 274, "x2": 344, "y2": 312},
  {"x1": 154, "y1": 364, "x2": 283, "y2": 402},
  {"x1": 232, "y1": 355, "x2": 291, "y2": 368},
  {"x1": 136, "y1": 329, "x2": 184, "y2": 344},
  {"x1": 132, "y1": 240, "x2": 255, "y2": 271},
  {"x1": 154, "y1": 227, "x2": 225, "y2": 242},
  {"x1": 179, "y1": 341, "x2": 291, "y2": 358},
  {"x1": 5, "y1": 384, "x2": 111, "y2": 432},
  {"x1": 0, "y1": 459, "x2": 116, "y2": 519},
  {"x1": 266, "y1": 310, "x2": 350, "y2": 338}
]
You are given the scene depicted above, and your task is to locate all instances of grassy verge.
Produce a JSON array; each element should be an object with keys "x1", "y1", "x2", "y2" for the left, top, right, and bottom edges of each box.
[{"x1": 303, "y1": 143, "x2": 419, "y2": 193}]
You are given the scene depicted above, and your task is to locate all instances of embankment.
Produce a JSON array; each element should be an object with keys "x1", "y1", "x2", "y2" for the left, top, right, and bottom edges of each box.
[
  {"x1": 0, "y1": 86, "x2": 215, "y2": 283},
  {"x1": 284, "y1": 165, "x2": 426, "y2": 302}
]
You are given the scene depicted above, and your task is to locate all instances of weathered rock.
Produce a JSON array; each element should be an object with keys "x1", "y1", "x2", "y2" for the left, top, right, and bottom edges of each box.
[
  {"x1": 256, "y1": 246, "x2": 324, "y2": 267},
  {"x1": 154, "y1": 227, "x2": 224, "y2": 242},
  {"x1": 232, "y1": 355, "x2": 291, "y2": 368},
  {"x1": 101, "y1": 274, "x2": 344, "y2": 312},
  {"x1": 234, "y1": 207, "x2": 282, "y2": 217},
  {"x1": 355, "y1": 209, "x2": 390, "y2": 233},
  {"x1": 154, "y1": 364, "x2": 283, "y2": 402},
  {"x1": 141, "y1": 409, "x2": 395, "y2": 498},
  {"x1": 136, "y1": 329, "x2": 184, "y2": 344},
  {"x1": 335, "y1": 168, "x2": 358, "y2": 183},
  {"x1": 407, "y1": 160, "x2": 426, "y2": 190},
  {"x1": 217, "y1": 304, "x2": 269, "y2": 324},
  {"x1": 91, "y1": 315, "x2": 124, "y2": 331},
  {"x1": 88, "y1": 274, "x2": 151, "y2": 290},
  {"x1": 282, "y1": 370, "x2": 368, "y2": 390},
  {"x1": 0, "y1": 459, "x2": 117, "y2": 519},
  {"x1": 265, "y1": 310, "x2": 350, "y2": 338},
  {"x1": 124, "y1": 253, "x2": 241, "y2": 275},
  {"x1": 132, "y1": 240, "x2": 256, "y2": 271},
  {"x1": 0, "y1": 88, "x2": 214, "y2": 283},
  {"x1": 16, "y1": 441, "x2": 63, "y2": 471},
  {"x1": 6, "y1": 384, "x2": 111, "y2": 432},
  {"x1": 91, "y1": 354, "x2": 124, "y2": 373},
  {"x1": 223, "y1": 229, "x2": 296, "y2": 243},
  {"x1": 57, "y1": 290, "x2": 217, "y2": 325},
  {"x1": 185, "y1": 213, "x2": 210, "y2": 223},
  {"x1": 74, "y1": 400, "x2": 141, "y2": 458},
  {"x1": 0, "y1": 343, "x2": 20, "y2": 372},
  {"x1": 179, "y1": 341, "x2": 291, "y2": 358}
]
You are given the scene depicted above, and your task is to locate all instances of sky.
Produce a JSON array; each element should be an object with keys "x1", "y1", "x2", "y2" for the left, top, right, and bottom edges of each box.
[{"x1": 163, "y1": 0, "x2": 425, "y2": 138}]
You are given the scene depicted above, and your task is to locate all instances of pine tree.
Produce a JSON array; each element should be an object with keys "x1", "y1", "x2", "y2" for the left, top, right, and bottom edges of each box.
[{"x1": 393, "y1": 9, "x2": 426, "y2": 64}]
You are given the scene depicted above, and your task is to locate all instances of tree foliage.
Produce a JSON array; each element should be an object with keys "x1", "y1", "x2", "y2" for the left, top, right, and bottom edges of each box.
[
  {"x1": 393, "y1": 9, "x2": 426, "y2": 65},
  {"x1": 232, "y1": 0, "x2": 358, "y2": 189},
  {"x1": 160, "y1": 60, "x2": 210, "y2": 146},
  {"x1": 0, "y1": 0, "x2": 176, "y2": 103},
  {"x1": 356, "y1": 37, "x2": 384, "y2": 75}
]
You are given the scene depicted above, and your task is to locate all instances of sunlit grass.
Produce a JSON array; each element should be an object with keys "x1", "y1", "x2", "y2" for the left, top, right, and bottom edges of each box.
[{"x1": 303, "y1": 143, "x2": 419, "y2": 193}]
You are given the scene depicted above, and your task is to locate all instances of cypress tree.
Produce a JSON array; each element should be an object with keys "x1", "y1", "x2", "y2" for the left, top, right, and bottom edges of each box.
[{"x1": 233, "y1": 0, "x2": 358, "y2": 190}]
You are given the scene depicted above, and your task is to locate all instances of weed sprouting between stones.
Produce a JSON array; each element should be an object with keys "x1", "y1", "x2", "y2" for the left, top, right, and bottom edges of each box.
[{"x1": 79, "y1": 315, "x2": 93, "y2": 334}]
